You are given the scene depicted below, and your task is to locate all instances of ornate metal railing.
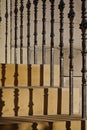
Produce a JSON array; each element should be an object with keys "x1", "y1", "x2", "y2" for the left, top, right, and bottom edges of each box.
[
  {"x1": 80, "y1": 0, "x2": 87, "y2": 119},
  {"x1": 0, "y1": 0, "x2": 87, "y2": 129},
  {"x1": 68, "y1": 0, "x2": 75, "y2": 116}
]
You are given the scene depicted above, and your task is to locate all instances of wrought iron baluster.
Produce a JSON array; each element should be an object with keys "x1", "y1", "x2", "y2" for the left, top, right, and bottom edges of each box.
[
  {"x1": 32, "y1": 123, "x2": 38, "y2": 130},
  {"x1": 5, "y1": 0, "x2": 8, "y2": 63},
  {"x1": 10, "y1": 0, "x2": 12, "y2": 63},
  {"x1": 80, "y1": 0, "x2": 87, "y2": 119},
  {"x1": 58, "y1": 0, "x2": 65, "y2": 88},
  {"x1": 14, "y1": 0, "x2": 18, "y2": 64},
  {"x1": 49, "y1": 0, "x2": 55, "y2": 86},
  {"x1": 33, "y1": 0, "x2": 38, "y2": 64},
  {"x1": 68, "y1": 0, "x2": 75, "y2": 115},
  {"x1": 20, "y1": 0, "x2": 24, "y2": 64},
  {"x1": 42, "y1": 0, "x2": 46, "y2": 64},
  {"x1": 26, "y1": 0, "x2": 31, "y2": 64},
  {"x1": 0, "y1": 0, "x2": 2, "y2": 31}
]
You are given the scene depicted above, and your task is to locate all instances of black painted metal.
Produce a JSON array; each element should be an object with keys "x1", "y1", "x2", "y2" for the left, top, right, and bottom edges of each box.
[
  {"x1": 14, "y1": 0, "x2": 18, "y2": 64},
  {"x1": 80, "y1": 0, "x2": 87, "y2": 119},
  {"x1": 26, "y1": 0, "x2": 31, "y2": 64},
  {"x1": 20, "y1": 0, "x2": 24, "y2": 64},
  {"x1": 33, "y1": 0, "x2": 38, "y2": 64},
  {"x1": 58, "y1": 0, "x2": 65, "y2": 88},
  {"x1": 0, "y1": 5, "x2": 1, "y2": 20},
  {"x1": 68, "y1": 0, "x2": 75, "y2": 115},
  {"x1": 42, "y1": 0, "x2": 46, "y2": 64},
  {"x1": 5, "y1": 0, "x2": 8, "y2": 63},
  {"x1": 49, "y1": 0, "x2": 55, "y2": 86},
  {"x1": 10, "y1": 0, "x2": 12, "y2": 63}
]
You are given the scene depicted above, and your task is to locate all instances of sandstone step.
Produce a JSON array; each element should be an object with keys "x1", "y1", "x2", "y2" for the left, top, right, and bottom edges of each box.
[
  {"x1": 0, "y1": 119, "x2": 87, "y2": 130},
  {"x1": 0, "y1": 87, "x2": 80, "y2": 116},
  {"x1": 0, "y1": 64, "x2": 60, "y2": 87}
]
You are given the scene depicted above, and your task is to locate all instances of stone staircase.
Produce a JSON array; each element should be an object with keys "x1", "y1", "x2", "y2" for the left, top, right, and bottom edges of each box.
[{"x1": 0, "y1": 64, "x2": 84, "y2": 130}]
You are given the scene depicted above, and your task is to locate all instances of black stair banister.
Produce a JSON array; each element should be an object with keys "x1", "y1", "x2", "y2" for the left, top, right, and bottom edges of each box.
[
  {"x1": 68, "y1": 0, "x2": 75, "y2": 115},
  {"x1": 14, "y1": 0, "x2": 18, "y2": 64},
  {"x1": 0, "y1": 0, "x2": 1, "y2": 22},
  {"x1": 42, "y1": 0, "x2": 46, "y2": 64},
  {"x1": 26, "y1": 0, "x2": 31, "y2": 64},
  {"x1": 20, "y1": 0, "x2": 24, "y2": 64},
  {"x1": 10, "y1": 0, "x2": 12, "y2": 63},
  {"x1": 80, "y1": 0, "x2": 87, "y2": 119},
  {"x1": 33, "y1": 0, "x2": 39, "y2": 64},
  {"x1": 58, "y1": 0, "x2": 65, "y2": 88},
  {"x1": 5, "y1": 0, "x2": 8, "y2": 63},
  {"x1": 49, "y1": 0, "x2": 55, "y2": 87}
]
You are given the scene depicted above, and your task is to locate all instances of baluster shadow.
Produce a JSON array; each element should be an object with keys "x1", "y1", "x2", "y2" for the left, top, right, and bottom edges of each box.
[
  {"x1": 11, "y1": 124, "x2": 19, "y2": 130},
  {"x1": 27, "y1": 64, "x2": 31, "y2": 86},
  {"x1": 57, "y1": 88, "x2": 62, "y2": 114},
  {"x1": 28, "y1": 88, "x2": 33, "y2": 115},
  {"x1": 32, "y1": 123, "x2": 38, "y2": 130},
  {"x1": 66, "y1": 121, "x2": 71, "y2": 130},
  {"x1": 81, "y1": 120, "x2": 86, "y2": 130},
  {"x1": 13, "y1": 64, "x2": 19, "y2": 116},
  {"x1": 43, "y1": 88, "x2": 48, "y2": 115},
  {"x1": 40, "y1": 64, "x2": 43, "y2": 86},
  {"x1": 0, "y1": 89, "x2": 5, "y2": 117},
  {"x1": 0, "y1": 64, "x2": 6, "y2": 116},
  {"x1": 1, "y1": 64, "x2": 6, "y2": 86},
  {"x1": 49, "y1": 122, "x2": 53, "y2": 130}
]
